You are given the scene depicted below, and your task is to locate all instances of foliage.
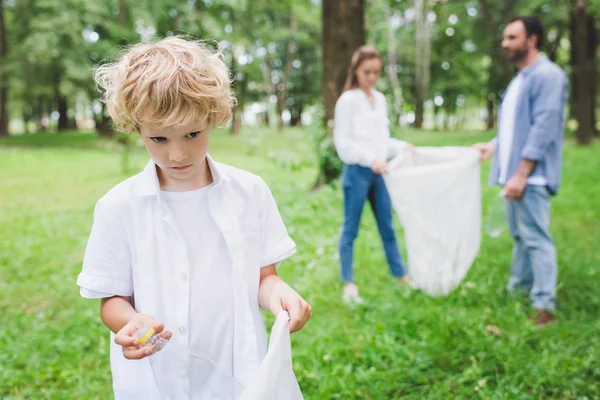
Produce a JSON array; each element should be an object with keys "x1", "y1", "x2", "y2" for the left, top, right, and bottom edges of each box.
[{"x1": 2, "y1": 128, "x2": 600, "y2": 398}]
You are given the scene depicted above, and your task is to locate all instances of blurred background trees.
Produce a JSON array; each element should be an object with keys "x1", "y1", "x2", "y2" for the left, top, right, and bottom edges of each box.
[{"x1": 1, "y1": 0, "x2": 598, "y2": 146}]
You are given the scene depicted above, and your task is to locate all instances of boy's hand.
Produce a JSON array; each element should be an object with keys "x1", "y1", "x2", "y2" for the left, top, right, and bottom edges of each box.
[
  {"x1": 268, "y1": 282, "x2": 312, "y2": 333},
  {"x1": 114, "y1": 313, "x2": 172, "y2": 360}
]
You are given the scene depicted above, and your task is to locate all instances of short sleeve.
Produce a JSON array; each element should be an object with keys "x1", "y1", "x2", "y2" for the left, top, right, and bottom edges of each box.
[
  {"x1": 256, "y1": 179, "x2": 296, "y2": 268},
  {"x1": 76, "y1": 199, "x2": 133, "y2": 298}
]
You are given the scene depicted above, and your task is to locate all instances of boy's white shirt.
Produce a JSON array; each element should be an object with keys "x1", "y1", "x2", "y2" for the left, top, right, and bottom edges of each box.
[
  {"x1": 333, "y1": 88, "x2": 408, "y2": 167},
  {"x1": 76, "y1": 155, "x2": 296, "y2": 399}
]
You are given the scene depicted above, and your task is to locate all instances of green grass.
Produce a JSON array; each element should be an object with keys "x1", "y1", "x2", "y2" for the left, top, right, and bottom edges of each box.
[{"x1": 1, "y1": 128, "x2": 599, "y2": 399}]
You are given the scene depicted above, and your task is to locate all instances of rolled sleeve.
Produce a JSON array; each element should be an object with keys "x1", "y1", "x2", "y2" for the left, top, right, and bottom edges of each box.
[
  {"x1": 76, "y1": 199, "x2": 133, "y2": 298},
  {"x1": 256, "y1": 179, "x2": 297, "y2": 268}
]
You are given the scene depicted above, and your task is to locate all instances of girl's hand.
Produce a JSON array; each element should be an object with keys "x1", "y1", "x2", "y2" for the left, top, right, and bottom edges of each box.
[{"x1": 371, "y1": 159, "x2": 388, "y2": 174}]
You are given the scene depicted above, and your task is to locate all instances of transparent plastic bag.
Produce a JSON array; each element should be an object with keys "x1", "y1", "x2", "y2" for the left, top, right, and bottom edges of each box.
[
  {"x1": 484, "y1": 189, "x2": 506, "y2": 238},
  {"x1": 148, "y1": 341, "x2": 243, "y2": 400},
  {"x1": 145, "y1": 311, "x2": 302, "y2": 400}
]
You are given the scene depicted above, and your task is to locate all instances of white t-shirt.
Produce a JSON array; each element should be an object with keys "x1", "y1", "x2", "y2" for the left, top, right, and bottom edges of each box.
[
  {"x1": 498, "y1": 74, "x2": 546, "y2": 185},
  {"x1": 333, "y1": 88, "x2": 408, "y2": 167},
  {"x1": 161, "y1": 184, "x2": 234, "y2": 377}
]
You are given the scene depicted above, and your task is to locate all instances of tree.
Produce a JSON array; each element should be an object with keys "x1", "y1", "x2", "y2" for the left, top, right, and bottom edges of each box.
[
  {"x1": 321, "y1": 0, "x2": 365, "y2": 124},
  {"x1": 571, "y1": 0, "x2": 596, "y2": 144},
  {"x1": 428, "y1": 1, "x2": 483, "y2": 131},
  {"x1": 414, "y1": 0, "x2": 432, "y2": 129},
  {"x1": 476, "y1": 0, "x2": 520, "y2": 130},
  {"x1": 0, "y1": 1, "x2": 8, "y2": 137}
]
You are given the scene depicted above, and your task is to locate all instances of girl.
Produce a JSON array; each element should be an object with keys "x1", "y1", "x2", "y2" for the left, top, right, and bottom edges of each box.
[{"x1": 333, "y1": 45, "x2": 414, "y2": 305}]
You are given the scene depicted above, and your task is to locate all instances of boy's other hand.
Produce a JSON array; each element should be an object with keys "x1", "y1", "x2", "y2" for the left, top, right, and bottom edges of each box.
[
  {"x1": 268, "y1": 282, "x2": 312, "y2": 333},
  {"x1": 114, "y1": 314, "x2": 172, "y2": 360}
]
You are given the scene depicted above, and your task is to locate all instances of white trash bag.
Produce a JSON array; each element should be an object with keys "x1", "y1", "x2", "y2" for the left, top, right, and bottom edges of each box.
[
  {"x1": 148, "y1": 311, "x2": 303, "y2": 400},
  {"x1": 239, "y1": 311, "x2": 304, "y2": 400},
  {"x1": 383, "y1": 146, "x2": 481, "y2": 296}
]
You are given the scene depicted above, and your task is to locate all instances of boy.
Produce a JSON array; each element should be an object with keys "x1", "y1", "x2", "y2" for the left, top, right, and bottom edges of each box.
[{"x1": 77, "y1": 37, "x2": 311, "y2": 399}]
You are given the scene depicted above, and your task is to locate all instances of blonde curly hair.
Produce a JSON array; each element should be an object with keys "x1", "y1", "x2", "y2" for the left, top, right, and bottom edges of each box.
[{"x1": 95, "y1": 36, "x2": 235, "y2": 133}]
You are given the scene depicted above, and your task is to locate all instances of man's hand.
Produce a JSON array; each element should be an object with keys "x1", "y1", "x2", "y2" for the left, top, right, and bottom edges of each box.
[
  {"x1": 114, "y1": 314, "x2": 172, "y2": 359},
  {"x1": 371, "y1": 159, "x2": 388, "y2": 175},
  {"x1": 473, "y1": 142, "x2": 495, "y2": 162},
  {"x1": 504, "y1": 174, "x2": 528, "y2": 200}
]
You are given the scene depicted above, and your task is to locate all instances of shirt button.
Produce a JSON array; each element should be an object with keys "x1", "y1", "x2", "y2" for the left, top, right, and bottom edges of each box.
[
  {"x1": 180, "y1": 273, "x2": 188, "y2": 281},
  {"x1": 179, "y1": 326, "x2": 186, "y2": 333}
]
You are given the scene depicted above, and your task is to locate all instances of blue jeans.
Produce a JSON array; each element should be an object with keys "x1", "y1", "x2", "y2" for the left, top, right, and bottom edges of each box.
[
  {"x1": 339, "y1": 164, "x2": 406, "y2": 282},
  {"x1": 505, "y1": 185, "x2": 557, "y2": 311}
]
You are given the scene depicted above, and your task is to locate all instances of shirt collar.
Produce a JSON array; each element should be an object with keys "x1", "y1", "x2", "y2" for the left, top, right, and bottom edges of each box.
[
  {"x1": 133, "y1": 154, "x2": 229, "y2": 197},
  {"x1": 518, "y1": 53, "x2": 547, "y2": 78}
]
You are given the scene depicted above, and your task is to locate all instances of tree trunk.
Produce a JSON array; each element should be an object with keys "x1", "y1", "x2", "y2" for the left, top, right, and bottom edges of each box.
[
  {"x1": 414, "y1": 0, "x2": 432, "y2": 129},
  {"x1": 291, "y1": 101, "x2": 303, "y2": 126},
  {"x1": 321, "y1": 0, "x2": 365, "y2": 125},
  {"x1": 586, "y1": 13, "x2": 598, "y2": 136},
  {"x1": 230, "y1": 55, "x2": 241, "y2": 136},
  {"x1": 36, "y1": 97, "x2": 46, "y2": 132},
  {"x1": 119, "y1": 0, "x2": 129, "y2": 28},
  {"x1": 231, "y1": 73, "x2": 247, "y2": 136},
  {"x1": 478, "y1": 0, "x2": 519, "y2": 131},
  {"x1": 315, "y1": 0, "x2": 365, "y2": 190},
  {"x1": 57, "y1": 96, "x2": 69, "y2": 132},
  {"x1": 96, "y1": 103, "x2": 114, "y2": 137},
  {"x1": 386, "y1": 8, "x2": 402, "y2": 126},
  {"x1": 571, "y1": 0, "x2": 595, "y2": 145},
  {"x1": 486, "y1": 96, "x2": 495, "y2": 130},
  {"x1": 262, "y1": 56, "x2": 274, "y2": 128},
  {"x1": 548, "y1": 27, "x2": 564, "y2": 62},
  {"x1": 0, "y1": 2, "x2": 9, "y2": 137},
  {"x1": 415, "y1": 100, "x2": 424, "y2": 128},
  {"x1": 277, "y1": 16, "x2": 298, "y2": 132},
  {"x1": 23, "y1": 109, "x2": 31, "y2": 134}
]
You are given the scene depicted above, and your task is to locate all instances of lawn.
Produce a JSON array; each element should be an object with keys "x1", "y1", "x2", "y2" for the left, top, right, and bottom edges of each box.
[{"x1": 1, "y1": 128, "x2": 599, "y2": 399}]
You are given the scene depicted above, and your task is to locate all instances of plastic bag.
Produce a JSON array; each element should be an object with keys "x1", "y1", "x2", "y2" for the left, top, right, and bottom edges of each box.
[
  {"x1": 383, "y1": 146, "x2": 481, "y2": 296},
  {"x1": 484, "y1": 189, "x2": 506, "y2": 238},
  {"x1": 238, "y1": 311, "x2": 304, "y2": 400},
  {"x1": 149, "y1": 341, "x2": 243, "y2": 400},
  {"x1": 148, "y1": 311, "x2": 302, "y2": 400}
]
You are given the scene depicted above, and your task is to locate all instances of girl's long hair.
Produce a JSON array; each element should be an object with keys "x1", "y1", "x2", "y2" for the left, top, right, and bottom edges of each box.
[{"x1": 342, "y1": 45, "x2": 382, "y2": 93}]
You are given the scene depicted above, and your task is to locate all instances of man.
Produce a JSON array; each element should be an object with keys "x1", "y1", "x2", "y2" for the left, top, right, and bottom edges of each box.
[{"x1": 474, "y1": 16, "x2": 568, "y2": 327}]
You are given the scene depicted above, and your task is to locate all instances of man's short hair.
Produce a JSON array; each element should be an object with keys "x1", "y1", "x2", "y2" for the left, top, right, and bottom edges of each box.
[{"x1": 508, "y1": 16, "x2": 545, "y2": 50}]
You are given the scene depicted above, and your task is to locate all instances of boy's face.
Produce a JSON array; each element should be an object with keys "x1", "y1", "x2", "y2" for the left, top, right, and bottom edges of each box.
[{"x1": 139, "y1": 118, "x2": 211, "y2": 189}]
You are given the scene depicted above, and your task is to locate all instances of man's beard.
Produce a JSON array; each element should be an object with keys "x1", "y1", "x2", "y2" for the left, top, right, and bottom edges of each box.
[{"x1": 506, "y1": 46, "x2": 528, "y2": 63}]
